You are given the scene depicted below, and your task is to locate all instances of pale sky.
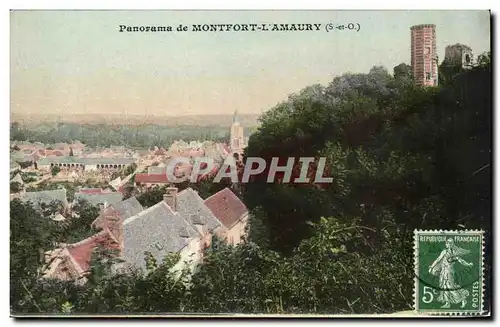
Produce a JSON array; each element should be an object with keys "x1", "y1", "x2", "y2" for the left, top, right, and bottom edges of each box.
[{"x1": 10, "y1": 10, "x2": 490, "y2": 116}]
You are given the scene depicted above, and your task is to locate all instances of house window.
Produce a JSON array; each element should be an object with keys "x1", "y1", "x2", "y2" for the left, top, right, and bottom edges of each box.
[{"x1": 426, "y1": 72, "x2": 431, "y2": 80}]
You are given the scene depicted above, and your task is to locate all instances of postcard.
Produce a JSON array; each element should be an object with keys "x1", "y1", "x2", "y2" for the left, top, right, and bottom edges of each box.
[{"x1": 10, "y1": 9, "x2": 492, "y2": 318}]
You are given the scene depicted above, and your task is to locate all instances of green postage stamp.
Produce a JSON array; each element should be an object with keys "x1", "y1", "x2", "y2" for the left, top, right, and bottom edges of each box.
[{"x1": 414, "y1": 230, "x2": 485, "y2": 315}]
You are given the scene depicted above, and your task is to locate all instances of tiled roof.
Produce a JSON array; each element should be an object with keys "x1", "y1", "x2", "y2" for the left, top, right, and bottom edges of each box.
[
  {"x1": 66, "y1": 229, "x2": 120, "y2": 272},
  {"x1": 153, "y1": 148, "x2": 167, "y2": 155},
  {"x1": 204, "y1": 187, "x2": 248, "y2": 229},
  {"x1": 11, "y1": 151, "x2": 33, "y2": 163},
  {"x1": 122, "y1": 201, "x2": 199, "y2": 272},
  {"x1": 147, "y1": 166, "x2": 166, "y2": 174},
  {"x1": 22, "y1": 189, "x2": 68, "y2": 210},
  {"x1": 180, "y1": 149, "x2": 203, "y2": 157},
  {"x1": 78, "y1": 188, "x2": 105, "y2": 195},
  {"x1": 176, "y1": 188, "x2": 223, "y2": 232},
  {"x1": 134, "y1": 173, "x2": 170, "y2": 184},
  {"x1": 80, "y1": 157, "x2": 135, "y2": 165},
  {"x1": 10, "y1": 173, "x2": 24, "y2": 185},
  {"x1": 109, "y1": 176, "x2": 122, "y2": 190},
  {"x1": 37, "y1": 157, "x2": 80, "y2": 165},
  {"x1": 74, "y1": 192, "x2": 123, "y2": 207},
  {"x1": 10, "y1": 160, "x2": 20, "y2": 171},
  {"x1": 55, "y1": 143, "x2": 70, "y2": 150},
  {"x1": 109, "y1": 196, "x2": 143, "y2": 220},
  {"x1": 72, "y1": 141, "x2": 85, "y2": 147}
]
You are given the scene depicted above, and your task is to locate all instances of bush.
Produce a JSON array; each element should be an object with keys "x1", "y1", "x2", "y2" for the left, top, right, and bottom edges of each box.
[
  {"x1": 51, "y1": 166, "x2": 61, "y2": 176},
  {"x1": 10, "y1": 182, "x2": 23, "y2": 194}
]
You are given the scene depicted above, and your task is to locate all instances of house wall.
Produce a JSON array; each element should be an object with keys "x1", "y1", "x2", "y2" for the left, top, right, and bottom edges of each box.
[
  {"x1": 85, "y1": 164, "x2": 98, "y2": 171},
  {"x1": 38, "y1": 164, "x2": 51, "y2": 171},
  {"x1": 51, "y1": 258, "x2": 80, "y2": 281},
  {"x1": 136, "y1": 182, "x2": 170, "y2": 189},
  {"x1": 170, "y1": 237, "x2": 203, "y2": 279},
  {"x1": 225, "y1": 213, "x2": 249, "y2": 245},
  {"x1": 43, "y1": 252, "x2": 81, "y2": 282}
]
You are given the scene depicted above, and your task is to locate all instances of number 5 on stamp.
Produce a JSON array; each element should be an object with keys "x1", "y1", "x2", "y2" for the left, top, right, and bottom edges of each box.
[{"x1": 413, "y1": 230, "x2": 485, "y2": 315}]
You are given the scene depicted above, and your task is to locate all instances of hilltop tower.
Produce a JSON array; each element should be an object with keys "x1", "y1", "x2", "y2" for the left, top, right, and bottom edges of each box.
[
  {"x1": 410, "y1": 24, "x2": 438, "y2": 87},
  {"x1": 444, "y1": 44, "x2": 474, "y2": 69}
]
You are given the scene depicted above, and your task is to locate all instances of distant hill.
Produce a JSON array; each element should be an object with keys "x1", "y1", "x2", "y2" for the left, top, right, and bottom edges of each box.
[{"x1": 10, "y1": 113, "x2": 261, "y2": 128}]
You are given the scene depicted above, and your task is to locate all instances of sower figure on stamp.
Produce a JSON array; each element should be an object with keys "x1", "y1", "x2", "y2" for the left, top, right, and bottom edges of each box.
[{"x1": 428, "y1": 238, "x2": 474, "y2": 309}]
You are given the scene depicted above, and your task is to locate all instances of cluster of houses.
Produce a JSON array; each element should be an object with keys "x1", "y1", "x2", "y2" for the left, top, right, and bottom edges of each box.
[
  {"x1": 12, "y1": 116, "x2": 251, "y2": 283},
  {"x1": 10, "y1": 139, "x2": 235, "y2": 187},
  {"x1": 10, "y1": 141, "x2": 85, "y2": 168},
  {"x1": 37, "y1": 157, "x2": 136, "y2": 172},
  {"x1": 15, "y1": 186, "x2": 125, "y2": 220},
  {"x1": 24, "y1": 185, "x2": 249, "y2": 283}
]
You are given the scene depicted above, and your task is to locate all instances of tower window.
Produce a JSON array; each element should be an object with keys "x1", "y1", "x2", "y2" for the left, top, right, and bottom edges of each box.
[
  {"x1": 425, "y1": 47, "x2": 431, "y2": 55},
  {"x1": 426, "y1": 73, "x2": 431, "y2": 80}
]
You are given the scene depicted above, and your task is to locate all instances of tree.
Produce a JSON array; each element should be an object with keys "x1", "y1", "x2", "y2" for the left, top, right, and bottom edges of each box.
[
  {"x1": 392, "y1": 63, "x2": 413, "y2": 88},
  {"x1": 10, "y1": 122, "x2": 27, "y2": 141},
  {"x1": 393, "y1": 63, "x2": 412, "y2": 80},
  {"x1": 61, "y1": 199, "x2": 100, "y2": 243},
  {"x1": 188, "y1": 175, "x2": 233, "y2": 199},
  {"x1": 51, "y1": 166, "x2": 61, "y2": 176},
  {"x1": 111, "y1": 171, "x2": 121, "y2": 180},
  {"x1": 244, "y1": 62, "x2": 491, "y2": 256},
  {"x1": 19, "y1": 161, "x2": 33, "y2": 169},
  {"x1": 438, "y1": 61, "x2": 463, "y2": 86},
  {"x1": 10, "y1": 122, "x2": 236, "y2": 149},
  {"x1": 476, "y1": 51, "x2": 491, "y2": 67},
  {"x1": 136, "y1": 185, "x2": 168, "y2": 208},
  {"x1": 124, "y1": 163, "x2": 137, "y2": 177},
  {"x1": 122, "y1": 184, "x2": 137, "y2": 200},
  {"x1": 369, "y1": 65, "x2": 391, "y2": 82},
  {"x1": 39, "y1": 200, "x2": 65, "y2": 218},
  {"x1": 10, "y1": 181, "x2": 23, "y2": 194},
  {"x1": 10, "y1": 199, "x2": 59, "y2": 314}
]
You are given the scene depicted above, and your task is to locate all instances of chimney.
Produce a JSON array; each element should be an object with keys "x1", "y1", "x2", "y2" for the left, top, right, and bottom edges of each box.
[
  {"x1": 38, "y1": 248, "x2": 45, "y2": 264},
  {"x1": 191, "y1": 214, "x2": 207, "y2": 236},
  {"x1": 178, "y1": 226, "x2": 190, "y2": 238},
  {"x1": 164, "y1": 186, "x2": 178, "y2": 211}
]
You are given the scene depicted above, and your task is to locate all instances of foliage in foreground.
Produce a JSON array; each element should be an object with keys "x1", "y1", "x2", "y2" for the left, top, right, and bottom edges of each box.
[{"x1": 11, "y1": 199, "x2": 411, "y2": 314}]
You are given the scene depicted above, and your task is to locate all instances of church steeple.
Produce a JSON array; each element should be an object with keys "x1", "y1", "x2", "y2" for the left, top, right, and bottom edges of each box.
[{"x1": 230, "y1": 109, "x2": 246, "y2": 151}]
